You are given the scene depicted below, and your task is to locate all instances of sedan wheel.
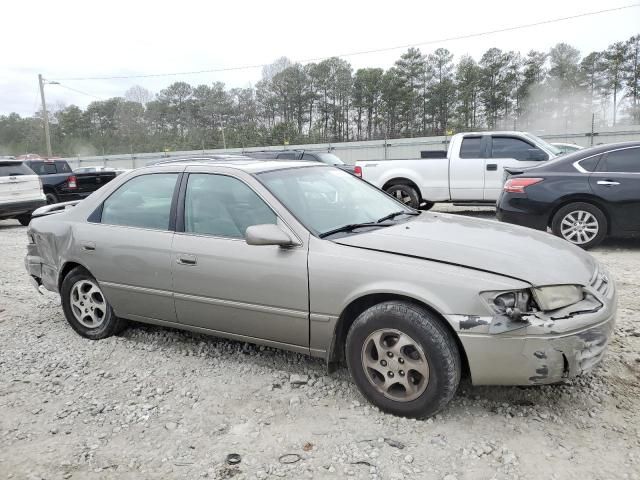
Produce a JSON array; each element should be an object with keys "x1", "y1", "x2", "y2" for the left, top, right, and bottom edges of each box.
[
  {"x1": 361, "y1": 329, "x2": 429, "y2": 402},
  {"x1": 60, "y1": 266, "x2": 126, "y2": 339},
  {"x1": 346, "y1": 301, "x2": 460, "y2": 418},
  {"x1": 551, "y1": 202, "x2": 607, "y2": 250}
]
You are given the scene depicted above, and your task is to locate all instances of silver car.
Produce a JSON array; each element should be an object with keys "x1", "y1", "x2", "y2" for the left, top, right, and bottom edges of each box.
[{"x1": 25, "y1": 159, "x2": 617, "y2": 418}]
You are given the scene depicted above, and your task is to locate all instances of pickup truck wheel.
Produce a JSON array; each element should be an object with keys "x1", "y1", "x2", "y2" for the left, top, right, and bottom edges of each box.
[
  {"x1": 16, "y1": 214, "x2": 31, "y2": 226},
  {"x1": 346, "y1": 301, "x2": 461, "y2": 418},
  {"x1": 45, "y1": 193, "x2": 58, "y2": 205},
  {"x1": 60, "y1": 267, "x2": 127, "y2": 340},
  {"x1": 551, "y1": 202, "x2": 607, "y2": 250},
  {"x1": 385, "y1": 184, "x2": 420, "y2": 209},
  {"x1": 420, "y1": 201, "x2": 434, "y2": 211}
]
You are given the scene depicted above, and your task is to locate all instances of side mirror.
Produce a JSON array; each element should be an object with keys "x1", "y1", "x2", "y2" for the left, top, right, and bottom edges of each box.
[
  {"x1": 528, "y1": 149, "x2": 548, "y2": 161},
  {"x1": 245, "y1": 224, "x2": 295, "y2": 247}
]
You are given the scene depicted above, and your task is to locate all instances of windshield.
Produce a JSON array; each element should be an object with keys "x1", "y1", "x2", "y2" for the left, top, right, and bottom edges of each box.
[
  {"x1": 258, "y1": 166, "x2": 414, "y2": 236},
  {"x1": 315, "y1": 153, "x2": 345, "y2": 165},
  {"x1": 523, "y1": 133, "x2": 562, "y2": 156}
]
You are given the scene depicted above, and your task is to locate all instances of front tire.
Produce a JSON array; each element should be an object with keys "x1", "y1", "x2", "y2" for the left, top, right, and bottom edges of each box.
[
  {"x1": 551, "y1": 202, "x2": 607, "y2": 250},
  {"x1": 385, "y1": 184, "x2": 420, "y2": 209},
  {"x1": 60, "y1": 267, "x2": 126, "y2": 339},
  {"x1": 346, "y1": 301, "x2": 461, "y2": 418}
]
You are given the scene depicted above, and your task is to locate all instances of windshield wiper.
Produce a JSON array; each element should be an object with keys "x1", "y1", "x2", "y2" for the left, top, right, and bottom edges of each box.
[
  {"x1": 319, "y1": 222, "x2": 393, "y2": 239},
  {"x1": 376, "y1": 210, "x2": 419, "y2": 223}
]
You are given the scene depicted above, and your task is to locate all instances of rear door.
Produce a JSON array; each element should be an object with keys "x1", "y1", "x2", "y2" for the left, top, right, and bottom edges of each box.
[
  {"x1": 449, "y1": 135, "x2": 487, "y2": 200},
  {"x1": 76, "y1": 172, "x2": 180, "y2": 322},
  {"x1": 0, "y1": 162, "x2": 42, "y2": 204},
  {"x1": 589, "y1": 146, "x2": 640, "y2": 232},
  {"x1": 484, "y1": 136, "x2": 549, "y2": 201}
]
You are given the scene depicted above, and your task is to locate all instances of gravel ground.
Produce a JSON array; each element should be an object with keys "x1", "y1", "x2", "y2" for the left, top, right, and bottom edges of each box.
[{"x1": 1, "y1": 208, "x2": 639, "y2": 480}]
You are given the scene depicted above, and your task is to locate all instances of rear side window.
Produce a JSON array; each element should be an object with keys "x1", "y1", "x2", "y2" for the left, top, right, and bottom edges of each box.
[
  {"x1": 55, "y1": 161, "x2": 72, "y2": 173},
  {"x1": 491, "y1": 137, "x2": 545, "y2": 161},
  {"x1": 603, "y1": 148, "x2": 640, "y2": 173},
  {"x1": 101, "y1": 173, "x2": 178, "y2": 230},
  {"x1": 28, "y1": 162, "x2": 57, "y2": 174},
  {"x1": 578, "y1": 155, "x2": 601, "y2": 172},
  {"x1": 459, "y1": 137, "x2": 482, "y2": 158},
  {"x1": 0, "y1": 162, "x2": 33, "y2": 177}
]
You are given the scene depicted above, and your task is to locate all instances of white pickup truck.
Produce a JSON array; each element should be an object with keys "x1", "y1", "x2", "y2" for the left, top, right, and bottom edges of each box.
[{"x1": 355, "y1": 131, "x2": 561, "y2": 209}]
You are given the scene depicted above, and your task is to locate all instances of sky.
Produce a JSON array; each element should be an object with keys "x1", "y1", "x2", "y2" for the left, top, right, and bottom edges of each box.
[{"x1": 1, "y1": 0, "x2": 639, "y2": 116}]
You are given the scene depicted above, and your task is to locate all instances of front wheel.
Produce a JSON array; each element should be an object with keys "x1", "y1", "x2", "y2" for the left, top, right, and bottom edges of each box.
[
  {"x1": 385, "y1": 184, "x2": 420, "y2": 209},
  {"x1": 60, "y1": 267, "x2": 126, "y2": 339},
  {"x1": 551, "y1": 202, "x2": 607, "y2": 250},
  {"x1": 346, "y1": 301, "x2": 461, "y2": 418}
]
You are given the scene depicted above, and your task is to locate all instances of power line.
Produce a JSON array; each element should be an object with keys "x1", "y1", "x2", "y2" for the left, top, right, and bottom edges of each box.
[
  {"x1": 55, "y1": 83, "x2": 102, "y2": 99},
  {"x1": 53, "y1": 3, "x2": 639, "y2": 82}
]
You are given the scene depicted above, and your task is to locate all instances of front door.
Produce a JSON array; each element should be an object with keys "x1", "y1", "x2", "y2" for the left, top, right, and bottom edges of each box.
[
  {"x1": 484, "y1": 135, "x2": 548, "y2": 201},
  {"x1": 589, "y1": 146, "x2": 640, "y2": 232},
  {"x1": 76, "y1": 172, "x2": 180, "y2": 323},
  {"x1": 171, "y1": 172, "x2": 309, "y2": 349}
]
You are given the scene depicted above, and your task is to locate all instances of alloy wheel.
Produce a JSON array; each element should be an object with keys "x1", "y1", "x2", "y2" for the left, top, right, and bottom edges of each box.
[
  {"x1": 361, "y1": 328, "x2": 429, "y2": 402},
  {"x1": 69, "y1": 279, "x2": 107, "y2": 328},
  {"x1": 560, "y1": 210, "x2": 599, "y2": 245},
  {"x1": 390, "y1": 188, "x2": 413, "y2": 205}
]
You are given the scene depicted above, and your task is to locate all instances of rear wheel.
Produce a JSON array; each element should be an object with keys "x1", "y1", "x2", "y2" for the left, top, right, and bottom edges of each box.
[
  {"x1": 346, "y1": 301, "x2": 461, "y2": 418},
  {"x1": 16, "y1": 214, "x2": 31, "y2": 226},
  {"x1": 60, "y1": 267, "x2": 126, "y2": 339},
  {"x1": 551, "y1": 202, "x2": 607, "y2": 250},
  {"x1": 420, "y1": 201, "x2": 435, "y2": 211},
  {"x1": 45, "y1": 192, "x2": 58, "y2": 205},
  {"x1": 385, "y1": 184, "x2": 420, "y2": 209}
]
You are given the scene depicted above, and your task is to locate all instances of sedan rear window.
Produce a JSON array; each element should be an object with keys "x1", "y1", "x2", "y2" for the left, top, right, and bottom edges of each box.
[
  {"x1": 100, "y1": 173, "x2": 178, "y2": 230},
  {"x1": 0, "y1": 162, "x2": 33, "y2": 177}
]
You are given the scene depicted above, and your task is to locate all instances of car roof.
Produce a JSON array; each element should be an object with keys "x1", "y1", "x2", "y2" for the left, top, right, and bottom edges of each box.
[{"x1": 147, "y1": 156, "x2": 322, "y2": 173}]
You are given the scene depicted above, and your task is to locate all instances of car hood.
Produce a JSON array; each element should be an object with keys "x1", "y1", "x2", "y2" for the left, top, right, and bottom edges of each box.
[{"x1": 333, "y1": 212, "x2": 596, "y2": 287}]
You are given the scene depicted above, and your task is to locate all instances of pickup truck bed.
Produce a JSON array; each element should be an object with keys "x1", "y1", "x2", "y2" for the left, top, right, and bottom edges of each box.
[{"x1": 23, "y1": 160, "x2": 117, "y2": 204}]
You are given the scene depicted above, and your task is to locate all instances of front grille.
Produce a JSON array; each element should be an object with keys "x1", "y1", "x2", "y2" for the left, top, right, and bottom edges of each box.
[{"x1": 590, "y1": 266, "x2": 610, "y2": 296}]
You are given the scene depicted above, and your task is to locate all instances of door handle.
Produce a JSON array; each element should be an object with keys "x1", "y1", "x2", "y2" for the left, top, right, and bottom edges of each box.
[
  {"x1": 82, "y1": 242, "x2": 96, "y2": 251},
  {"x1": 597, "y1": 180, "x2": 620, "y2": 186},
  {"x1": 486, "y1": 164, "x2": 498, "y2": 171},
  {"x1": 177, "y1": 254, "x2": 197, "y2": 266}
]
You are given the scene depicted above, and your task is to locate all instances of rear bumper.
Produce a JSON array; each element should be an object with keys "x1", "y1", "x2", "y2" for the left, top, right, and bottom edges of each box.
[
  {"x1": 496, "y1": 195, "x2": 549, "y2": 231},
  {"x1": 455, "y1": 276, "x2": 617, "y2": 386},
  {"x1": 0, "y1": 198, "x2": 46, "y2": 219},
  {"x1": 25, "y1": 248, "x2": 59, "y2": 294}
]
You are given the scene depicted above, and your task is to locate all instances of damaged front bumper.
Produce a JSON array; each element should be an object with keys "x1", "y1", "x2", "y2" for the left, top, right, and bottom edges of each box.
[{"x1": 449, "y1": 269, "x2": 617, "y2": 386}]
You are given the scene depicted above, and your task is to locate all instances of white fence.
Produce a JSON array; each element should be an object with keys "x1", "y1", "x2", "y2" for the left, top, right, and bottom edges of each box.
[{"x1": 61, "y1": 126, "x2": 640, "y2": 170}]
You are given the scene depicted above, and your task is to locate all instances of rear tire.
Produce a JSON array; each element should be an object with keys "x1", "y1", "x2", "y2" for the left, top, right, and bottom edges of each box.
[
  {"x1": 385, "y1": 184, "x2": 420, "y2": 209},
  {"x1": 60, "y1": 267, "x2": 127, "y2": 340},
  {"x1": 551, "y1": 202, "x2": 607, "y2": 250},
  {"x1": 420, "y1": 201, "x2": 435, "y2": 211},
  {"x1": 16, "y1": 214, "x2": 31, "y2": 226},
  {"x1": 346, "y1": 301, "x2": 461, "y2": 418},
  {"x1": 45, "y1": 192, "x2": 58, "y2": 205}
]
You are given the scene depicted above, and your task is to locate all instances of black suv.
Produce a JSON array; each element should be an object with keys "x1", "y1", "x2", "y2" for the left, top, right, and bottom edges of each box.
[{"x1": 243, "y1": 150, "x2": 357, "y2": 175}]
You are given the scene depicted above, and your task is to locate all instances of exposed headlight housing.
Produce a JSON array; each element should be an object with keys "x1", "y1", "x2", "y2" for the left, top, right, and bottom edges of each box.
[
  {"x1": 480, "y1": 289, "x2": 533, "y2": 320},
  {"x1": 532, "y1": 285, "x2": 583, "y2": 311}
]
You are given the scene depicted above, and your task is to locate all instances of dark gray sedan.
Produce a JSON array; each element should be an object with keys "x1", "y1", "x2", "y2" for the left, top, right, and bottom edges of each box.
[{"x1": 25, "y1": 158, "x2": 617, "y2": 418}]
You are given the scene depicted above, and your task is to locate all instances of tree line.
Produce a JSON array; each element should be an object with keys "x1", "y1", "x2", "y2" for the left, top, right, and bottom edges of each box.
[{"x1": 1, "y1": 34, "x2": 638, "y2": 157}]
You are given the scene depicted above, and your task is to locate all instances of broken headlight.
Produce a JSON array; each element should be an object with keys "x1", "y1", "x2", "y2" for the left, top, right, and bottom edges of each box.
[
  {"x1": 480, "y1": 290, "x2": 534, "y2": 320},
  {"x1": 532, "y1": 285, "x2": 583, "y2": 311}
]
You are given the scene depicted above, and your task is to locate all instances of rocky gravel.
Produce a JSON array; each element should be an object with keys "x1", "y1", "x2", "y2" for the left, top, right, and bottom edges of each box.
[{"x1": 1, "y1": 209, "x2": 639, "y2": 480}]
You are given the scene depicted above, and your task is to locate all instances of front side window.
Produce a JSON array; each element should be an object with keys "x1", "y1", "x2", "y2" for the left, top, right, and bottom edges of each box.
[
  {"x1": 491, "y1": 136, "x2": 546, "y2": 161},
  {"x1": 184, "y1": 174, "x2": 276, "y2": 238},
  {"x1": 459, "y1": 137, "x2": 482, "y2": 159},
  {"x1": 603, "y1": 148, "x2": 640, "y2": 173},
  {"x1": 101, "y1": 173, "x2": 178, "y2": 230}
]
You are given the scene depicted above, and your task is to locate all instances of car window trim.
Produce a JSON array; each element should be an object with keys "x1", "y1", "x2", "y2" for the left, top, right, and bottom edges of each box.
[
  {"x1": 573, "y1": 153, "x2": 603, "y2": 174},
  {"x1": 89, "y1": 172, "x2": 182, "y2": 231},
  {"x1": 175, "y1": 171, "x2": 302, "y2": 244}
]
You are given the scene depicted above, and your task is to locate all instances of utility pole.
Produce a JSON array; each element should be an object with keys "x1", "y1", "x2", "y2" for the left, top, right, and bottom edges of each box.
[
  {"x1": 38, "y1": 74, "x2": 53, "y2": 158},
  {"x1": 219, "y1": 116, "x2": 226, "y2": 149}
]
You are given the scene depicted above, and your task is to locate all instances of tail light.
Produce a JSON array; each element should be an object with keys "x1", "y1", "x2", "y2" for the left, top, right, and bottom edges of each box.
[
  {"x1": 67, "y1": 175, "x2": 77, "y2": 189},
  {"x1": 503, "y1": 177, "x2": 543, "y2": 193},
  {"x1": 354, "y1": 166, "x2": 363, "y2": 178}
]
